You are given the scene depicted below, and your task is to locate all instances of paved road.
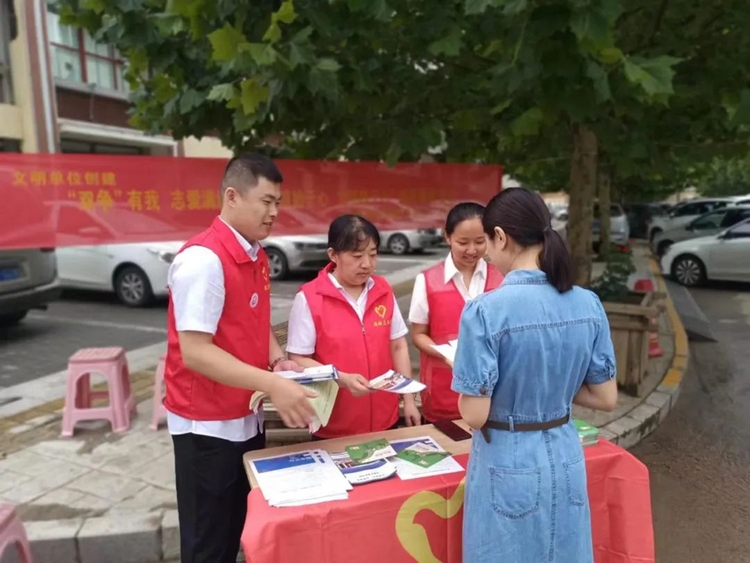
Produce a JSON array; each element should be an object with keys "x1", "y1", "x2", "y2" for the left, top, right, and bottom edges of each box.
[
  {"x1": 631, "y1": 281, "x2": 750, "y2": 562},
  {"x1": 0, "y1": 252, "x2": 442, "y2": 389}
]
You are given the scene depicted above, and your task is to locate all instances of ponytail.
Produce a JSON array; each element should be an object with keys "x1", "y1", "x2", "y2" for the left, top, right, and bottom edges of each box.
[{"x1": 540, "y1": 227, "x2": 574, "y2": 293}]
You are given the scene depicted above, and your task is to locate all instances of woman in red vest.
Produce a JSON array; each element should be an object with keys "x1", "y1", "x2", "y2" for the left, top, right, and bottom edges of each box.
[
  {"x1": 408, "y1": 202, "x2": 504, "y2": 423},
  {"x1": 286, "y1": 214, "x2": 422, "y2": 438}
]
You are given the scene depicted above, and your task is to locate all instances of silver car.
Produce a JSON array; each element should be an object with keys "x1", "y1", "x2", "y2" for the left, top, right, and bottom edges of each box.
[
  {"x1": 0, "y1": 248, "x2": 61, "y2": 325},
  {"x1": 380, "y1": 228, "x2": 443, "y2": 255},
  {"x1": 591, "y1": 203, "x2": 630, "y2": 250},
  {"x1": 661, "y1": 218, "x2": 750, "y2": 286},
  {"x1": 260, "y1": 235, "x2": 330, "y2": 281},
  {"x1": 652, "y1": 205, "x2": 750, "y2": 256}
]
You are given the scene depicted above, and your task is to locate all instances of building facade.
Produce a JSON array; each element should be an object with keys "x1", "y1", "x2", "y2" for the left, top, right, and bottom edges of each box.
[{"x1": 0, "y1": 0, "x2": 231, "y2": 158}]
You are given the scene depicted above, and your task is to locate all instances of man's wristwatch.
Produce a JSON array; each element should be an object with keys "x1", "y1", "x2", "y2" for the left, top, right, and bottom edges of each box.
[{"x1": 269, "y1": 356, "x2": 286, "y2": 370}]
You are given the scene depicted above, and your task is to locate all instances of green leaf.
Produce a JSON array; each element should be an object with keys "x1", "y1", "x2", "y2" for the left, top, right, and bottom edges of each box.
[
  {"x1": 152, "y1": 74, "x2": 177, "y2": 103},
  {"x1": 598, "y1": 47, "x2": 622, "y2": 65},
  {"x1": 263, "y1": 22, "x2": 282, "y2": 43},
  {"x1": 428, "y1": 26, "x2": 462, "y2": 56},
  {"x1": 465, "y1": 0, "x2": 492, "y2": 15},
  {"x1": 730, "y1": 89, "x2": 750, "y2": 126},
  {"x1": 81, "y1": 0, "x2": 105, "y2": 14},
  {"x1": 180, "y1": 89, "x2": 205, "y2": 114},
  {"x1": 569, "y1": 11, "x2": 611, "y2": 46},
  {"x1": 503, "y1": 0, "x2": 527, "y2": 15},
  {"x1": 207, "y1": 83, "x2": 236, "y2": 102},
  {"x1": 316, "y1": 58, "x2": 341, "y2": 72},
  {"x1": 385, "y1": 141, "x2": 402, "y2": 166},
  {"x1": 586, "y1": 61, "x2": 611, "y2": 102},
  {"x1": 208, "y1": 24, "x2": 248, "y2": 62},
  {"x1": 510, "y1": 107, "x2": 544, "y2": 136},
  {"x1": 623, "y1": 56, "x2": 681, "y2": 97},
  {"x1": 451, "y1": 109, "x2": 482, "y2": 131},
  {"x1": 274, "y1": 0, "x2": 297, "y2": 24},
  {"x1": 245, "y1": 43, "x2": 277, "y2": 66},
  {"x1": 240, "y1": 78, "x2": 269, "y2": 115},
  {"x1": 491, "y1": 99, "x2": 512, "y2": 115}
]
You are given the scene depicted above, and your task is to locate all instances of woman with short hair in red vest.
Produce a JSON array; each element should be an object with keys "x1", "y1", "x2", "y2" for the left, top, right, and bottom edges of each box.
[
  {"x1": 408, "y1": 202, "x2": 504, "y2": 423},
  {"x1": 286, "y1": 215, "x2": 422, "y2": 438}
]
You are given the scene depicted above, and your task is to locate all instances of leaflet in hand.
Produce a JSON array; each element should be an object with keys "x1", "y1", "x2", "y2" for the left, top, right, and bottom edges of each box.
[
  {"x1": 275, "y1": 364, "x2": 339, "y2": 384},
  {"x1": 574, "y1": 418, "x2": 599, "y2": 447},
  {"x1": 249, "y1": 449, "x2": 352, "y2": 507},
  {"x1": 330, "y1": 451, "x2": 397, "y2": 485},
  {"x1": 369, "y1": 370, "x2": 426, "y2": 394},
  {"x1": 249, "y1": 377, "x2": 339, "y2": 434},
  {"x1": 431, "y1": 339, "x2": 458, "y2": 364}
]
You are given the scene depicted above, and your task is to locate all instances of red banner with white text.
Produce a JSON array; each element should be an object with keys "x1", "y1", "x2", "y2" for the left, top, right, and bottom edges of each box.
[{"x1": 0, "y1": 154, "x2": 503, "y2": 249}]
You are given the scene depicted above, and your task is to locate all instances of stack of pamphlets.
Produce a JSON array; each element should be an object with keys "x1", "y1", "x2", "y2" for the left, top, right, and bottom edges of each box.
[
  {"x1": 329, "y1": 451, "x2": 397, "y2": 486},
  {"x1": 574, "y1": 418, "x2": 600, "y2": 446},
  {"x1": 249, "y1": 365, "x2": 340, "y2": 433},
  {"x1": 430, "y1": 339, "x2": 458, "y2": 365},
  {"x1": 369, "y1": 370, "x2": 426, "y2": 394},
  {"x1": 389, "y1": 436, "x2": 464, "y2": 480},
  {"x1": 249, "y1": 449, "x2": 352, "y2": 507}
]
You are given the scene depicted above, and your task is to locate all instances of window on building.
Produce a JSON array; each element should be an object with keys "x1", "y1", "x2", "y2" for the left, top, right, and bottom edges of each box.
[
  {"x1": 47, "y1": 6, "x2": 128, "y2": 94},
  {"x1": 60, "y1": 139, "x2": 147, "y2": 155},
  {"x1": 0, "y1": 0, "x2": 14, "y2": 104}
]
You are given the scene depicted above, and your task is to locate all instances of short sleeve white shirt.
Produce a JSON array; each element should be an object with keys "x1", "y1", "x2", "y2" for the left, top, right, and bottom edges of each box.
[
  {"x1": 408, "y1": 254, "x2": 488, "y2": 325},
  {"x1": 286, "y1": 274, "x2": 409, "y2": 355},
  {"x1": 165, "y1": 217, "x2": 264, "y2": 442}
]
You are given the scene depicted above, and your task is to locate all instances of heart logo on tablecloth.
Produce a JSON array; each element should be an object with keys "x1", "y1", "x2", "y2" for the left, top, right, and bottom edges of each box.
[
  {"x1": 374, "y1": 305, "x2": 387, "y2": 318},
  {"x1": 395, "y1": 478, "x2": 466, "y2": 563}
]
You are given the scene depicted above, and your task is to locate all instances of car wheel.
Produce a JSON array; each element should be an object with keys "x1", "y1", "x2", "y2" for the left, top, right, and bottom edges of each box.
[
  {"x1": 657, "y1": 240, "x2": 673, "y2": 256},
  {"x1": 266, "y1": 248, "x2": 289, "y2": 281},
  {"x1": 114, "y1": 266, "x2": 154, "y2": 307},
  {"x1": 388, "y1": 234, "x2": 410, "y2": 255},
  {"x1": 649, "y1": 228, "x2": 662, "y2": 243},
  {"x1": 0, "y1": 310, "x2": 28, "y2": 325},
  {"x1": 671, "y1": 255, "x2": 706, "y2": 287}
]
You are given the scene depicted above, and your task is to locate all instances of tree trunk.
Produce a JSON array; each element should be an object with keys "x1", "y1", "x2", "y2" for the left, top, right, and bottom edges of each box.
[
  {"x1": 598, "y1": 167, "x2": 612, "y2": 258},
  {"x1": 567, "y1": 124, "x2": 597, "y2": 287}
]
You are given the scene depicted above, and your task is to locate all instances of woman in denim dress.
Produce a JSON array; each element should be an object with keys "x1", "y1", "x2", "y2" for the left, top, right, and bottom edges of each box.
[{"x1": 452, "y1": 188, "x2": 618, "y2": 563}]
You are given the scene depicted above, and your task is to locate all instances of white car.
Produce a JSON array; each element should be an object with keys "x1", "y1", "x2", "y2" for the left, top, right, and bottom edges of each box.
[
  {"x1": 57, "y1": 241, "x2": 183, "y2": 307},
  {"x1": 647, "y1": 197, "x2": 742, "y2": 243},
  {"x1": 660, "y1": 218, "x2": 750, "y2": 286}
]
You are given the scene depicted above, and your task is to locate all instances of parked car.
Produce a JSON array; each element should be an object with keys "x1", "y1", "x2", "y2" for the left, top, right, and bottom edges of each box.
[
  {"x1": 592, "y1": 202, "x2": 630, "y2": 250},
  {"x1": 652, "y1": 205, "x2": 750, "y2": 256},
  {"x1": 623, "y1": 203, "x2": 667, "y2": 239},
  {"x1": 57, "y1": 241, "x2": 184, "y2": 307},
  {"x1": 661, "y1": 218, "x2": 750, "y2": 286},
  {"x1": 260, "y1": 235, "x2": 329, "y2": 281},
  {"x1": 647, "y1": 197, "x2": 740, "y2": 243},
  {"x1": 380, "y1": 228, "x2": 443, "y2": 255},
  {"x1": 0, "y1": 248, "x2": 61, "y2": 325}
]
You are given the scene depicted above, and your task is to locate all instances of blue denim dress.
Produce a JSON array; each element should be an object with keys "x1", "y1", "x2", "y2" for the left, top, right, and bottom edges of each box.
[{"x1": 451, "y1": 269, "x2": 616, "y2": 563}]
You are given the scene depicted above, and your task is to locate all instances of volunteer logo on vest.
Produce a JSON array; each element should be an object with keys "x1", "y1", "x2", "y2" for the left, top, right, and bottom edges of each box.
[
  {"x1": 373, "y1": 304, "x2": 391, "y2": 327},
  {"x1": 261, "y1": 266, "x2": 270, "y2": 291},
  {"x1": 250, "y1": 292, "x2": 259, "y2": 308}
]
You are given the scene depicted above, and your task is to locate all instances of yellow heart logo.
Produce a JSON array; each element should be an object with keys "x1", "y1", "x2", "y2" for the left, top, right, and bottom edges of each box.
[
  {"x1": 395, "y1": 477, "x2": 465, "y2": 563},
  {"x1": 375, "y1": 305, "x2": 387, "y2": 318}
]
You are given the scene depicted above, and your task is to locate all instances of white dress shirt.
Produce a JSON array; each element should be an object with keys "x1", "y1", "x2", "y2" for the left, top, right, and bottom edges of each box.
[
  {"x1": 166, "y1": 218, "x2": 264, "y2": 442},
  {"x1": 408, "y1": 254, "x2": 487, "y2": 325},
  {"x1": 286, "y1": 274, "x2": 409, "y2": 356}
]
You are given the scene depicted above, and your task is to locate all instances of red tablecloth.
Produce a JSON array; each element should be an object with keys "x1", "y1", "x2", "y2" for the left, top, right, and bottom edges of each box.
[{"x1": 241, "y1": 439, "x2": 654, "y2": 563}]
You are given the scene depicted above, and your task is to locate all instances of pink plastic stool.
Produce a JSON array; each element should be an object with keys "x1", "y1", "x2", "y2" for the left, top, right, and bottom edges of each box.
[
  {"x1": 0, "y1": 503, "x2": 33, "y2": 563},
  {"x1": 61, "y1": 347, "x2": 136, "y2": 437},
  {"x1": 151, "y1": 354, "x2": 168, "y2": 430}
]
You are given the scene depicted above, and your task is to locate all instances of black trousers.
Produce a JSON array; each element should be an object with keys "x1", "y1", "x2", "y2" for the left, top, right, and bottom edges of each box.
[{"x1": 172, "y1": 430, "x2": 266, "y2": 563}]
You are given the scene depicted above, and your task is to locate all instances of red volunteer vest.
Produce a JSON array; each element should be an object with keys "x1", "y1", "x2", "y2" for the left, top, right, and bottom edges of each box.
[
  {"x1": 302, "y1": 264, "x2": 399, "y2": 439},
  {"x1": 420, "y1": 261, "x2": 504, "y2": 422},
  {"x1": 164, "y1": 217, "x2": 271, "y2": 420}
]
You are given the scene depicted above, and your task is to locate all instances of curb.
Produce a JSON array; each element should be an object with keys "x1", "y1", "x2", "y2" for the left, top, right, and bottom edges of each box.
[{"x1": 598, "y1": 254, "x2": 689, "y2": 450}]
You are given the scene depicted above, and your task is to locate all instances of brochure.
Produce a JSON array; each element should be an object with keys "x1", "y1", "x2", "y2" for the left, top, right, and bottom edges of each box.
[
  {"x1": 345, "y1": 438, "x2": 397, "y2": 465},
  {"x1": 430, "y1": 339, "x2": 458, "y2": 365},
  {"x1": 369, "y1": 370, "x2": 426, "y2": 394},
  {"x1": 275, "y1": 364, "x2": 339, "y2": 385},
  {"x1": 574, "y1": 418, "x2": 600, "y2": 447},
  {"x1": 330, "y1": 451, "x2": 398, "y2": 486},
  {"x1": 395, "y1": 441, "x2": 451, "y2": 469},
  {"x1": 390, "y1": 436, "x2": 464, "y2": 480},
  {"x1": 249, "y1": 378, "x2": 339, "y2": 434},
  {"x1": 249, "y1": 449, "x2": 352, "y2": 507}
]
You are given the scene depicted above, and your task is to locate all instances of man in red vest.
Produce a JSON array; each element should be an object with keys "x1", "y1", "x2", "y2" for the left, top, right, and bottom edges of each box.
[{"x1": 164, "y1": 153, "x2": 316, "y2": 563}]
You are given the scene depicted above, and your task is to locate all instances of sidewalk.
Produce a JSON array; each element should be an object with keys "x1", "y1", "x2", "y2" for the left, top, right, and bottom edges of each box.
[{"x1": 0, "y1": 244, "x2": 689, "y2": 563}]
